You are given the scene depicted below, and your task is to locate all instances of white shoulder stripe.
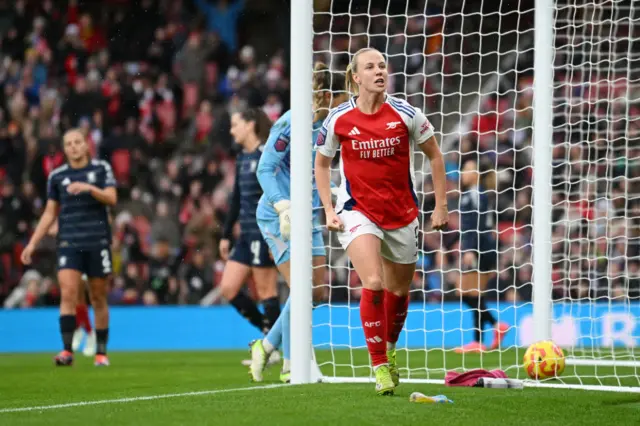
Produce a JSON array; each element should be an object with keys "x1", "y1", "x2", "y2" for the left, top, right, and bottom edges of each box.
[
  {"x1": 99, "y1": 160, "x2": 113, "y2": 171},
  {"x1": 48, "y1": 164, "x2": 69, "y2": 179},
  {"x1": 92, "y1": 159, "x2": 113, "y2": 171},
  {"x1": 323, "y1": 101, "x2": 353, "y2": 128},
  {"x1": 387, "y1": 97, "x2": 416, "y2": 118}
]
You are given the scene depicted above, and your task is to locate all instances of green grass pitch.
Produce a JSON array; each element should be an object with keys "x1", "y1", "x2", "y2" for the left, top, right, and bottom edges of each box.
[{"x1": 1, "y1": 351, "x2": 639, "y2": 426}]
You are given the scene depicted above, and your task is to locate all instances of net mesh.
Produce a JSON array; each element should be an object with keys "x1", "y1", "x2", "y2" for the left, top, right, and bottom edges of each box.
[{"x1": 309, "y1": 0, "x2": 640, "y2": 389}]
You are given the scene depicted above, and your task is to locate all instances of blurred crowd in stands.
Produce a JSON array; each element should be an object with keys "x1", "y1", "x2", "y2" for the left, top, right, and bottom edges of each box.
[
  {"x1": 0, "y1": 0, "x2": 290, "y2": 307},
  {"x1": 1, "y1": 0, "x2": 638, "y2": 308},
  {"x1": 414, "y1": 4, "x2": 640, "y2": 304}
]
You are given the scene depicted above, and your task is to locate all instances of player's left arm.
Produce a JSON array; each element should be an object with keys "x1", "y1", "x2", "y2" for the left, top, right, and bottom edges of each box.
[
  {"x1": 67, "y1": 162, "x2": 118, "y2": 206},
  {"x1": 412, "y1": 108, "x2": 448, "y2": 229},
  {"x1": 257, "y1": 117, "x2": 293, "y2": 238},
  {"x1": 256, "y1": 120, "x2": 290, "y2": 206},
  {"x1": 221, "y1": 161, "x2": 241, "y2": 241}
]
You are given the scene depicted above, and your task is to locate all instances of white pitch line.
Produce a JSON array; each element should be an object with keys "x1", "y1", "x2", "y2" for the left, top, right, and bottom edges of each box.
[{"x1": 0, "y1": 383, "x2": 287, "y2": 414}]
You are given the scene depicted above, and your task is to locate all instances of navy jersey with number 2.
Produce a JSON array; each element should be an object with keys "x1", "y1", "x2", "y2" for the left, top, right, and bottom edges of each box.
[{"x1": 47, "y1": 159, "x2": 116, "y2": 277}]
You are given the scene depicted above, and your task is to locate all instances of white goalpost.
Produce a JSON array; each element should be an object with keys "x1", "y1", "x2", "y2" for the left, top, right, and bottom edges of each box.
[
  {"x1": 290, "y1": 0, "x2": 315, "y2": 385},
  {"x1": 291, "y1": 0, "x2": 640, "y2": 392}
]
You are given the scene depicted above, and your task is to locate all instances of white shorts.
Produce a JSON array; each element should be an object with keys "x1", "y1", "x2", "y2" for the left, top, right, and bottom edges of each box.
[{"x1": 337, "y1": 210, "x2": 419, "y2": 264}]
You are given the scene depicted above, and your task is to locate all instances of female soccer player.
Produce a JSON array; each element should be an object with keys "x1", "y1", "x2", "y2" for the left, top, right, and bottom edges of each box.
[
  {"x1": 455, "y1": 159, "x2": 508, "y2": 353},
  {"x1": 314, "y1": 47, "x2": 449, "y2": 395},
  {"x1": 248, "y1": 62, "x2": 348, "y2": 383},
  {"x1": 21, "y1": 129, "x2": 116, "y2": 367},
  {"x1": 218, "y1": 109, "x2": 281, "y2": 339},
  {"x1": 48, "y1": 219, "x2": 97, "y2": 357}
]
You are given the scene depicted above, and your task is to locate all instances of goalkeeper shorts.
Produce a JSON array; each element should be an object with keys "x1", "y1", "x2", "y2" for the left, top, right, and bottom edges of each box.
[
  {"x1": 257, "y1": 217, "x2": 326, "y2": 265},
  {"x1": 337, "y1": 210, "x2": 419, "y2": 265}
]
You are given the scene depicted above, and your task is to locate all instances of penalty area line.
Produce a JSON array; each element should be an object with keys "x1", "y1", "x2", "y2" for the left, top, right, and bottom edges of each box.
[{"x1": 0, "y1": 383, "x2": 287, "y2": 414}]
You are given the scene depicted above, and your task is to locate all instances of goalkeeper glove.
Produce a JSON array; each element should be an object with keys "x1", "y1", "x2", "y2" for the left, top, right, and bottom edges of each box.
[{"x1": 274, "y1": 200, "x2": 291, "y2": 240}]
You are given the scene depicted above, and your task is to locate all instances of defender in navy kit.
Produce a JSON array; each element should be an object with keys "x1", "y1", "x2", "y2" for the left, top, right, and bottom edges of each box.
[{"x1": 21, "y1": 129, "x2": 117, "y2": 367}]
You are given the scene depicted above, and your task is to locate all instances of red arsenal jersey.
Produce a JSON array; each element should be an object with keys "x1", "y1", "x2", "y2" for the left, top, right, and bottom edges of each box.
[{"x1": 316, "y1": 95, "x2": 435, "y2": 230}]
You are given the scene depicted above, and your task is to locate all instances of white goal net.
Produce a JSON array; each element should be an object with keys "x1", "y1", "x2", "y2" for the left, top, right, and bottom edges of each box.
[{"x1": 306, "y1": 0, "x2": 640, "y2": 391}]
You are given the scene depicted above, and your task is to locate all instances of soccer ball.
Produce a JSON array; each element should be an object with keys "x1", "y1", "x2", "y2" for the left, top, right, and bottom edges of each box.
[{"x1": 523, "y1": 340, "x2": 566, "y2": 380}]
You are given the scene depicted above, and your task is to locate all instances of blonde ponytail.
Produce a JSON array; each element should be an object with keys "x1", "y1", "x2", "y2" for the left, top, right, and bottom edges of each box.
[
  {"x1": 345, "y1": 63, "x2": 357, "y2": 95},
  {"x1": 313, "y1": 62, "x2": 330, "y2": 121}
]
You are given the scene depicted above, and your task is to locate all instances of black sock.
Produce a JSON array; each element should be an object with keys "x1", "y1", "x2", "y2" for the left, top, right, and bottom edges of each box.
[
  {"x1": 262, "y1": 297, "x2": 281, "y2": 331},
  {"x1": 60, "y1": 315, "x2": 76, "y2": 352},
  {"x1": 477, "y1": 296, "x2": 497, "y2": 327},
  {"x1": 96, "y1": 329, "x2": 109, "y2": 355},
  {"x1": 229, "y1": 293, "x2": 267, "y2": 333},
  {"x1": 462, "y1": 296, "x2": 482, "y2": 343}
]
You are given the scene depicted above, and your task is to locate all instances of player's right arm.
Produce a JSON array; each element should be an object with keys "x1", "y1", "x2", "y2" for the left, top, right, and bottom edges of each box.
[
  {"x1": 256, "y1": 114, "x2": 292, "y2": 239},
  {"x1": 314, "y1": 115, "x2": 343, "y2": 232},
  {"x1": 22, "y1": 172, "x2": 63, "y2": 265},
  {"x1": 219, "y1": 162, "x2": 241, "y2": 261}
]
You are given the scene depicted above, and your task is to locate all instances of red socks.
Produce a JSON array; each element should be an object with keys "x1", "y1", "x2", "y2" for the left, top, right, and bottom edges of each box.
[
  {"x1": 75, "y1": 304, "x2": 92, "y2": 333},
  {"x1": 384, "y1": 290, "x2": 409, "y2": 345},
  {"x1": 361, "y1": 289, "x2": 410, "y2": 367},
  {"x1": 360, "y1": 289, "x2": 387, "y2": 367}
]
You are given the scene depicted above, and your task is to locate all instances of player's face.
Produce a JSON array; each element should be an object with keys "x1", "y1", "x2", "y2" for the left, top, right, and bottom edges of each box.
[
  {"x1": 461, "y1": 160, "x2": 479, "y2": 187},
  {"x1": 354, "y1": 50, "x2": 388, "y2": 94},
  {"x1": 230, "y1": 112, "x2": 253, "y2": 146},
  {"x1": 63, "y1": 131, "x2": 89, "y2": 163}
]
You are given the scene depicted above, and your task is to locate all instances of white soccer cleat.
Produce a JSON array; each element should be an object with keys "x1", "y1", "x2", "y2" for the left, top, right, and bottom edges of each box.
[
  {"x1": 248, "y1": 340, "x2": 269, "y2": 382},
  {"x1": 71, "y1": 328, "x2": 85, "y2": 352},
  {"x1": 83, "y1": 330, "x2": 97, "y2": 357},
  {"x1": 241, "y1": 350, "x2": 281, "y2": 367},
  {"x1": 267, "y1": 350, "x2": 281, "y2": 366}
]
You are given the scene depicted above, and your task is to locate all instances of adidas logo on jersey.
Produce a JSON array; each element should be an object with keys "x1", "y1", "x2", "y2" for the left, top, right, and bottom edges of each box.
[{"x1": 348, "y1": 126, "x2": 361, "y2": 136}]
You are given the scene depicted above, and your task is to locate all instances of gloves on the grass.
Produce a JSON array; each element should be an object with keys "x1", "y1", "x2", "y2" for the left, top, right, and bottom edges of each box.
[{"x1": 274, "y1": 200, "x2": 291, "y2": 240}]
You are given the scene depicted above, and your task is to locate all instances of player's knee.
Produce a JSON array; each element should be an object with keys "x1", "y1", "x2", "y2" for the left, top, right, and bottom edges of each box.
[
  {"x1": 89, "y1": 292, "x2": 107, "y2": 310},
  {"x1": 255, "y1": 286, "x2": 276, "y2": 301},
  {"x1": 361, "y1": 274, "x2": 383, "y2": 290},
  {"x1": 312, "y1": 285, "x2": 328, "y2": 303},
  {"x1": 59, "y1": 281, "x2": 78, "y2": 303},
  {"x1": 220, "y1": 282, "x2": 240, "y2": 300},
  {"x1": 312, "y1": 267, "x2": 325, "y2": 287},
  {"x1": 60, "y1": 289, "x2": 77, "y2": 307}
]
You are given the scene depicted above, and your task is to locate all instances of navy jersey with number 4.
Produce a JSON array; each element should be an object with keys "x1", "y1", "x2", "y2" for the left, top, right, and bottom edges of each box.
[
  {"x1": 235, "y1": 149, "x2": 263, "y2": 240},
  {"x1": 222, "y1": 147, "x2": 274, "y2": 267},
  {"x1": 47, "y1": 159, "x2": 116, "y2": 249}
]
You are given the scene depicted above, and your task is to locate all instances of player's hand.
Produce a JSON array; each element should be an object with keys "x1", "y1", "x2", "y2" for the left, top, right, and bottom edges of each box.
[
  {"x1": 67, "y1": 182, "x2": 92, "y2": 195},
  {"x1": 274, "y1": 200, "x2": 291, "y2": 241},
  {"x1": 325, "y1": 209, "x2": 344, "y2": 232},
  {"x1": 431, "y1": 204, "x2": 449, "y2": 231},
  {"x1": 219, "y1": 239, "x2": 231, "y2": 261},
  {"x1": 20, "y1": 244, "x2": 35, "y2": 265}
]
